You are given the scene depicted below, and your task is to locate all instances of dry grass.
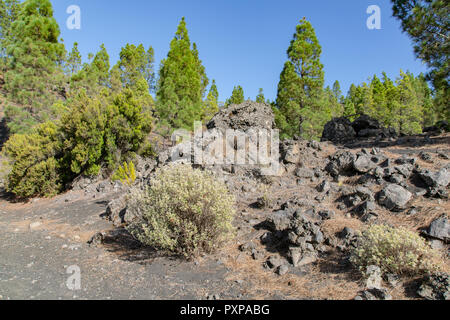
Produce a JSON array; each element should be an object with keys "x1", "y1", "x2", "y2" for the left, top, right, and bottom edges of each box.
[
  {"x1": 321, "y1": 213, "x2": 365, "y2": 237},
  {"x1": 218, "y1": 241, "x2": 362, "y2": 300}
]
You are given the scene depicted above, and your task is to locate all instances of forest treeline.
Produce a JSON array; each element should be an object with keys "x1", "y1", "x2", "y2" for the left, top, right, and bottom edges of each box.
[{"x1": 0, "y1": 0, "x2": 448, "y2": 197}]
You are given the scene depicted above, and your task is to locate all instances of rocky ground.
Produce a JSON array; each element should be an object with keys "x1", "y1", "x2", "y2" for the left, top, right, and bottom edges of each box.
[{"x1": 0, "y1": 102, "x2": 449, "y2": 300}]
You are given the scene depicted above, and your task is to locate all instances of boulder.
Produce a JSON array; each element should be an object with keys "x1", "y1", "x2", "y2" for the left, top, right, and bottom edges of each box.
[
  {"x1": 105, "y1": 195, "x2": 128, "y2": 227},
  {"x1": 321, "y1": 117, "x2": 356, "y2": 144},
  {"x1": 351, "y1": 115, "x2": 381, "y2": 133},
  {"x1": 417, "y1": 168, "x2": 450, "y2": 188},
  {"x1": 325, "y1": 151, "x2": 357, "y2": 177},
  {"x1": 355, "y1": 186, "x2": 375, "y2": 201},
  {"x1": 378, "y1": 184, "x2": 412, "y2": 211},
  {"x1": 316, "y1": 180, "x2": 331, "y2": 193},
  {"x1": 266, "y1": 210, "x2": 295, "y2": 232},
  {"x1": 365, "y1": 265, "x2": 382, "y2": 290},
  {"x1": 294, "y1": 167, "x2": 314, "y2": 179},
  {"x1": 318, "y1": 210, "x2": 335, "y2": 220},
  {"x1": 419, "y1": 151, "x2": 432, "y2": 161},
  {"x1": 134, "y1": 155, "x2": 157, "y2": 179},
  {"x1": 353, "y1": 154, "x2": 378, "y2": 173},
  {"x1": 276, "y1": 264, "x2": 289, "y2": 275},
  {"x1": 355, "y1": 288, "x2": 392, "y2": 300},
  {"x1": 322, "y1": 114, "x2": 397, "y2": 144},
  {"x1": 394, "y1": 164, "x2": 414, "y2": 178},
  {"x1": 207, "y1": 100, "x2": 275, "y2": 132},
  {"x1": 266, "y1": 256, "x2": 285, "y2": 269},
  {"x1": 423, "y1": 120, "x2": 450, "y2": 133},
  {"x1": 422, "y1": 216, "x2": 449, "y2": 243},
  {"x1": 281, "y1": 140, "x2": 300, "y2": 164},
  {"x1": 354, "y1": 200, "x2": 377, "y2": 216}
]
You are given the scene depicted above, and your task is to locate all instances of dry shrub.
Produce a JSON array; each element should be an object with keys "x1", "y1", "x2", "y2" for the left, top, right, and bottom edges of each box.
[
  {"x1": 127, "y1": 164, "x2": 236, "y2": 258},
  {"x1": 350, "y1": 224, "x2": 442, "y2": 276}
]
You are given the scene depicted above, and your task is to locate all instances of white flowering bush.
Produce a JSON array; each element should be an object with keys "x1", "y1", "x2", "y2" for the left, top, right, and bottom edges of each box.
[
  {"x1": 126, "y1": 164, "x2": 236, "y2": 258},
  {"x1": 350, "y1": 225, "x2": 441, "y2": 275}
]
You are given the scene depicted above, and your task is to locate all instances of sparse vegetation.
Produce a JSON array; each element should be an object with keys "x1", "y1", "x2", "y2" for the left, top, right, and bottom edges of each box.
[
  {"x1": 126, "y1": 165, "x2": 236, "y2": 258},
  {"x1": 0, "y1": 0, "x2": 448, "y2": 301}
]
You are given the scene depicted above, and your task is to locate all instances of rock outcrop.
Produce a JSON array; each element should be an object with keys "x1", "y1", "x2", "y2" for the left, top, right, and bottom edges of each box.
[
  {"x1": 207, "y1": 100, "x2": 275, "y2": 132},
  {"x1": 321, "y1": 114, "x2": 397, "y2": 144}
]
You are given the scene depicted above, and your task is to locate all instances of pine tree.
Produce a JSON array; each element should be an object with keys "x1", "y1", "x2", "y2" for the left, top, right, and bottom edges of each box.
[
  {"x1": 203, "y1": 80, "x2": 219, "y2": 121},
  {"x1": 225, "y1": 85, "x2": 244, "y2": 106},
  {"x1": 71, "y1": 44, "x2": 110, "y2": 96},
  {"x1": 0, "y1": 0, "x2": 20, "y2": 61},
  {"x1": 256, "y1": 88, "x2": 266, "y2": 103},
  {"x1": 343, "y1": 99, "x2": 356, "y2": 119},
  {"x1": 381, "y1": 72, "x2": 398, "y2": 128},
  {"x1": 65, "y1": 42, "x2": 82, "y2": 77},
  {"x1": 117, "y1": 43, "x2": 155, "y2": 92},
  {"x1": 368, "y1": 74, "x2": 388, "y2": 125},
  {"x1": 156, "y1": 17, "x2": 208, "y2": 131},
  {"x1": 91, "y1": 44, "x2": 110, "y2": 87},
  {"x1": 391, "y1": 0, "x2": 449, "y2": 99},
  {"x1": 434, "y1": 87, "x2": 450, "y2": 123},
  {"x1": 332, "y1": 80, "x2": 343, "y2": 104},
  {"x1": 347, "y1": 83, "x2": 371, "y2": 116},
  {"x1": 275, "y1": 18, "x2": 326, "y2": 140},
  {"x1": 394, "y1": 70, "x2": 423, "y2": 134},
  {"x1": 3, "y1": 0, "x2": 66, "y2": 133},
  {"x1": 192, "y1": 42, "x2": 209, "y2": 98},
  {"x1": 323, "y1": 85, "x2": 342, "y2": 118},
  {"x1": 412, "y1": 73, "x2": 434, "y2": 127}
]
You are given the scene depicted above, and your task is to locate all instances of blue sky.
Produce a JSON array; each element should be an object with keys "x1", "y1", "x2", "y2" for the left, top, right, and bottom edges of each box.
[{"x1": 50, "y1": 0, "x2": 428, "y2": 102}]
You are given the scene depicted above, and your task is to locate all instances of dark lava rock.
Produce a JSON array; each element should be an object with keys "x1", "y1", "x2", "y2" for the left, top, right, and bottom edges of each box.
[
  {"x1": 355, "y1": 288, "x2": 392, "y2": 300},
  {"x1": 417, "y1": 168, "x2": 450, "y2": 188},
  {"x1": 422, "y1": 216, "x2": 449, "y2": 243},
  {"x1": 378, "y1": 184, "x2": 412, "y2": 211},
  {"x1": 321, "y1": 117, "x2": 356, "y2": 144},
  {"x1": 207, "y1": 100, "x2": 275, "y2": 132},
  {"x1": 322, "y1": 114, "x2": 397, "y2": 144},
  {"x1": 325, "y1": 151, "x2": 357, "y2": 177},
  {"x1": 417, "y1": 273, "x2": 450, "y2": 300}
]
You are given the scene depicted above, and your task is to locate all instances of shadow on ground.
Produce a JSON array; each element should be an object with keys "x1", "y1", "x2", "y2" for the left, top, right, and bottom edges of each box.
[{"x1": 94, "y1": 227, "x2": 183, "y2": 265}]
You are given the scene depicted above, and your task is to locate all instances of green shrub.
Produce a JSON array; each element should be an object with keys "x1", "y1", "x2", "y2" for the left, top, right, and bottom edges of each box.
[
  {"x1": 127, "y1": 164, "x2": 236, "y2": 258},
  {"x1": 350, "y1": 225, "x2": 441, "y2": 276},
  {"x1": 3, "y1": 121, "x2": 63, "y2": 197},
  {"x1": 112, "y1": 161, "x2": 136, "y2": 186},
  {"x1": 3, "y1": 87, "x2": 153, "y2": 198}
]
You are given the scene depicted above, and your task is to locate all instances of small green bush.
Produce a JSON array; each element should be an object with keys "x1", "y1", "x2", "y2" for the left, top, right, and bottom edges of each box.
[
  {"x1": 350, "y1": 225, "x2": 441, "y2": 276},
  {"x1": 3, "y1": 121, "x2": 63, "y2": 198},
  {"x1": 112, "y1": 161, "x2": 136, "y2": 186},
  {"x1": 127, "y1": 164, "x2": 236, "y2": 258}
]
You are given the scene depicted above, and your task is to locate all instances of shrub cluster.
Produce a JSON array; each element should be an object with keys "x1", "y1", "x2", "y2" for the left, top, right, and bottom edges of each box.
[
  {"x1": 2, "y1": 88, "x2": 152, "y2": 198},
  {"x1": 126, "y1": 164, "x2": 236, "y2": 258},
  {"x1": 350, "y1": 225, "x2": 441, "y2": 276}
]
